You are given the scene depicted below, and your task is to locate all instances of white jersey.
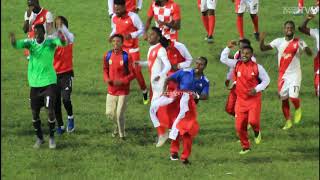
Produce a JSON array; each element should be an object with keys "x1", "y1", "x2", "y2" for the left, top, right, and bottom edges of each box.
[
  {"x1": 269, "y1": 37, "x2": 307, "y2": 81},
  {"x1": 310, "y1": 28, "x2": 319, "y2": 52},
  {"x1": 147, "y1": 43, "x2": 171, "y2": 100}
]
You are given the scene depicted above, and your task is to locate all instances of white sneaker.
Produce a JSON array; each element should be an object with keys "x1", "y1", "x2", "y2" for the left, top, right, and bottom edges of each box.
[
  {"x1": 33, "y1": 138, "x2": 44, "y2": 149},
  {"x1": 49, "y1": 137, "x2": 56, "y2": 149},
  {"x1": 156, "y1": 132, "x2": 169, "y2": 148}
]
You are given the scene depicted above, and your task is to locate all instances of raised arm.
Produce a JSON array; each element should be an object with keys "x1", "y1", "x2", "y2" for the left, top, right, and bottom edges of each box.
[
  {"x1": 259, "y1": 32, "x2": 273, "y2": 51},
  {"x1": 220, "y1": 40, "x2": 238, "y2": 68},
  {"x1": 298, "y1": 14, "x2": 314, "y2": 36},
  {"x1": 177, "y1": 43, "x2": 192, "y2": 69},
  {"x1": 130, "y1": 13, "x2": 144, "y2": 39},
  {"x1": 255, "y1": 65, "x2": 270, "y2": 92},
  {"x1": 107, "y1": 0, "x2": 114, "y2": 17}
]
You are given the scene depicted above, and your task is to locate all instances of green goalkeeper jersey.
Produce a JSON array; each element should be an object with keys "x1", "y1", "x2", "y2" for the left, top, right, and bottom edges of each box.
[{"x1": 14, "y1": 38, "x2": 66, "y2": 87}]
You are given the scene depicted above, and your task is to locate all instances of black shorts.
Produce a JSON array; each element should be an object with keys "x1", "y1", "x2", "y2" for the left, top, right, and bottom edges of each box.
[
  {"x1": 57, "y1": 71, "x2": 74, "y2": 93},
  {"x1": 30, "y1": 84, "x2": 57, "y2": 110}
]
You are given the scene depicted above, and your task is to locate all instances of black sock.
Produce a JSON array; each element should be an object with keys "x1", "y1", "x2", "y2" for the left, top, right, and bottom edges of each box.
[
  {"x1": 143, "y1": 92, "x2": 148, "y2": 100},
  {"x1": 254, "y1": 130, "x2": 260, "y2": 137},
  {"x1": 48, "y1": 119, "x2": 56, "y2": 138},
  {"x1": 33, "y1": 119, "x2": 43, "y2": 140},
  {"x1": 63, "y1": 100, "x2": 73, "y2": 116}
]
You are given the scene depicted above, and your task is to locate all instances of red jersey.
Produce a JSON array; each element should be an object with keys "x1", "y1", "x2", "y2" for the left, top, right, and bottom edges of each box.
[
  {"x1": 103, "y1": 50, "x2": 135, "y2": 96},
  {"x1": 147, "y1": 0, "x2": 181, "y2": 41},
  {"x1": 28, "y1": 9, "x2": 50, "y2": 38},
  {"x1": 111, "y1": 12, "x2": 144, "y2": 52},
  {"x1": 54, "y1": 44, "x2": 73, "y2": 74},
  {"x1": 166, "y1": 41, "x2": 192, "y2": 75},
  {"x1": 234, "y1": 60, "x2": 261, "y2": 103}
]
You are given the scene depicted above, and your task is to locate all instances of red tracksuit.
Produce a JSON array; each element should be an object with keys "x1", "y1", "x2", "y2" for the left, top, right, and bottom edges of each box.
[
  {"x1": 234, "y1": 60, "x2": 261, "y2": 149},
  {"x1": 103, "y1": 49, "x2": 135, "y2": 96},
  {"x1": 111, "y1": 12, "x2": 147, "y2": 90}
]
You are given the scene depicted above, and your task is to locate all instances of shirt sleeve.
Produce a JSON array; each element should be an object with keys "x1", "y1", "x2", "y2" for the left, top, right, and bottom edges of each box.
[
  {"x1": 169, "y1": 69, "x2": 182, "y2": 82},
  {"x1": 201, "y1": 81, "x2": 210, "y2": 96},
  {"x1": 108, "y1": 0, "x2": 114, "y2": 15},
  {"x1": 137, "y1": 0, "x2": 143, "y2": 9},
  {"x1": 176, "y1": 43, "x2": 192, "y2": 69},
  {"x1": 147, "y1": 2, "x2": 154, "y2": 18},
  {"x1": 14, "y1": 39, "x2": 31, "y2": 49},
  {"x1": 46, "y1": 11, "x2": 54, "y2": 23},
  {"x1": 220, "y1": 47, "x2": 238, "y2": 68},
  {"x1": 158, "y1": 47, "x2": 171, "y2": 77},
  {"x1": 172, "y1": 3, "x2": 181, "y2": 21},
  {"x1": 59, "y1": 25, "x2": 74, "y2": 44},
  {"x1": 51, "y1": 38, "x2": 67, "y2": 47},
  {"x1": 110, "y1": 16, "x2": 116, "y2": 37},
  {"x1": 310, "y1": 28, "x2": 318, "y2": 39},
  {"x1": 24, "y1": 11, "x2": 29, "y2": 21},
  {"x1": 269, "y1": 38, "x2": 280, "y2": 49},
  {"x1": 130, "y1": 13, "x2": 145, "y2": 38},
  {"x1": 226, "y1": 68, "x2": 234, "y2": 80},
  {"x1": 254, "y1": 64, "x2": 270, "y2": 93}
]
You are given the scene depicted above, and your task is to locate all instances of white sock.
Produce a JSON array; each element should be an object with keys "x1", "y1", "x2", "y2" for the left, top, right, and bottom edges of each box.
[{"x1": 68, "y1": 115, "x2": 74, "y2": 119}]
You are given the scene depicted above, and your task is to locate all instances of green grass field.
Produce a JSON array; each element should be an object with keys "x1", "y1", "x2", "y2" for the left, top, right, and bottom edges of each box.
[{"x1": 1, "y1": 0, "x2": 319, "y2": 179}]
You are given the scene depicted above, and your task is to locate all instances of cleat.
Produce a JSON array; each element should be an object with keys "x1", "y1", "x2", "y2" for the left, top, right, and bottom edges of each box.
[
  {"x1": 207, "y1": 36, "x2": 213, "y2": 43},
  {"x1": 155, "y1": 132, "x2": 169, "y2": 147},
  {"x1": 294, "y1": 108, "x2": 302, "y2": 124},
  {"x1": 49, "y1": 137, "x2": 56, "y2": 149},
  {"x1": 56, "y1": 126, "x2": 65, "y2": 135},
  {"x1": 204, "y1": 35, "x2": 208, "y2": 41},
  {"x1": 293, "y1": 8, "x2": 303, "y2": 15},
  {"x1": 254, "y1": 32, "x2": 260, "y2": 41},
  {"x1": 239, "y1": 148, "x2": 251, "y2": 155},
  {"x1": 33, "y1": 138, "x2": 44, "y2": 149},
  {"x1": 254, "y1": 131, "x2": 261, "y2": 144},
  {"x1": 181, "y1": 159, "x2": 191, "y2": 165},
  {"x1": 170, "y1": 153, "x2": 179, "y2": 161},
  {"x1": 143, "y1": 92, "x2": 149, "y2": 105},
  {"x1": 282, "y1": 120, "x2": 293, "y2": 130},
  {"x1": 66, "y1": 118, "x2": 75, "y2": 133}
]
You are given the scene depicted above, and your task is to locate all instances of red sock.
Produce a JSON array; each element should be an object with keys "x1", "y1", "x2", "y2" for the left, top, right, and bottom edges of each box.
[
  {"x1": 282, "y1": 99, "x2": 291, "y2": 120},
  {"x1": 290, "y1": 97, "x2": 301, "y2": 109},
  {"x1": 157, "y1": 126, "x2": 166, "y2": 136},
  {"x1": 208, "y1": 15, "x2": 215, "y2": 37},
  {"x1": 237, "y1": 16, "x2": 244, "y2": 39},
  {"x1": 201, "y1": 15, "x2": 209, "y2": 34},
  {"x1": 251, "y1": 15, "x2": 259, "y2": 33},
  {"x1": 298, "y1": 0, "x2": 304, "y2": 9}
]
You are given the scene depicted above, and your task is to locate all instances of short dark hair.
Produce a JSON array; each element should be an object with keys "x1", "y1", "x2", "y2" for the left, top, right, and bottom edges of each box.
[
  {"x1": 284, "y1": 20, "x2": 295, "y2": 29},
  {"x1": 110, "y1": 34, "x2": 124, "y2": 43},
  {"x1": 239, "y1": 38, "x2": 251, "y2": 46},
  {"x1": 242, "y1": 45, "x2": 254, "y2": 53},
  {"x1": 114, "y1": 0, "x2": 125, "y2": 5},
  {"x1": 198, "y1": 56, "x2": 208, "y2": 66},
  {"x1": 151, "y1": 26, "x2": 169, "y2": 48},
  {"x1": 56, "y1": 16, "x2": 69, "y2": 28},
  {"x1": 34, "y1": 24, "x2": 45, "y2": 33}
]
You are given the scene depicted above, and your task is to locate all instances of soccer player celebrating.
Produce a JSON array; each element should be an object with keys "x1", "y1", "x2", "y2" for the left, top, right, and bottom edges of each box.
[
  {"x1": 299, "y1": 14, "x2": 319, "y2": 96},
  {"x1": 149, "y1": 57, "x2": 209, "y2": 164},
  {"x1": 108, "y1": 0, "x2": 143, "y2": 18},
  {"x1": 221, "y1": 42, "x2": 270, "y2": 154},
  {"x1": 231, "y1": 0, "x2": 260, "y2": 41},
  {"x1": 166, "y1": 39, "x2": 193, "y2": 76},
  {"x1": 23, "y1": 0, "x2": 54, "y2": 59},
  {"x1": 10, "y1": 24, "x2": 67, "y2": 149},
  {"x1": 224, "y1": 39, "x2": 256, "y2": 116},
  {"x1": 103, "y1": 34, "x2": 135, "y2": 139},
  {"x1": 53, "y1": 16, "x2": 76, "y2": 134},
  {"x1": 144, "y1": 0, "x2": 181, "y2": 41},
  {"x1": 150, "y1": 57, "x2": 209, "y2": 147},
  {"x1": 260, "y1": 21, "x2": 313, "y2": 130},
  {"x1": 197, "y1": 0, "x2": 217, "y2": 43},
  {"x1": 110, "y1": 0, "x2": 149, "y2": 104}
]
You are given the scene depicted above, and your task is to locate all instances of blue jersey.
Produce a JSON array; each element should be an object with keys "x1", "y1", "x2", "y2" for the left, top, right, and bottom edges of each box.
[{"x1": 169, "y1": 68, "x2": 210, "y2": 96}]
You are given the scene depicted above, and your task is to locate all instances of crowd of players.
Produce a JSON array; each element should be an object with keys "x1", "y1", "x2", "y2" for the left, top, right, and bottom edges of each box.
[{"x1": 9, "y1": 0, "x2": 319, "y2": 165}]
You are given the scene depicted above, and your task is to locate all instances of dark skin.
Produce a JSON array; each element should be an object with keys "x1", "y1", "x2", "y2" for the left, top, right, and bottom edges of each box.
[
  {"x1": 143, "y1": 0, "x2": 181, "y2": 40},
  {"x1": 227, "y1": 40, "x2": 257, "y2": 96},
  {"x1": 162, "y1": 58, "x2": 209, "y2": 101},
  {"x1": 106, "y1": 36, "x2": 126, "y2": 86},
  {"x1": 260, "y1": 23, "x2": 313, "y2": 56},
  {"x1": 298, "y1": 14, "x2": 315, "y2": 36},
  {"x1": 114, "y1": 4, "x2": 132, "y2": 40},
  {"x1": 23, "y1": 0, "x2": 53, "y2": 35}
]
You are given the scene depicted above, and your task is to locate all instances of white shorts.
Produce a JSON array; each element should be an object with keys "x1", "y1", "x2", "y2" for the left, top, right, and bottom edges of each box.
[
  {"x1": 235, "y1": 0, "x2": 259, "y2": 14},
  {"x1": 279, "y1": 80, "x2": 301, "y2": 99},
  {"x1": 200, "y1": 0, "x2": 217, "y2": 12}
]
